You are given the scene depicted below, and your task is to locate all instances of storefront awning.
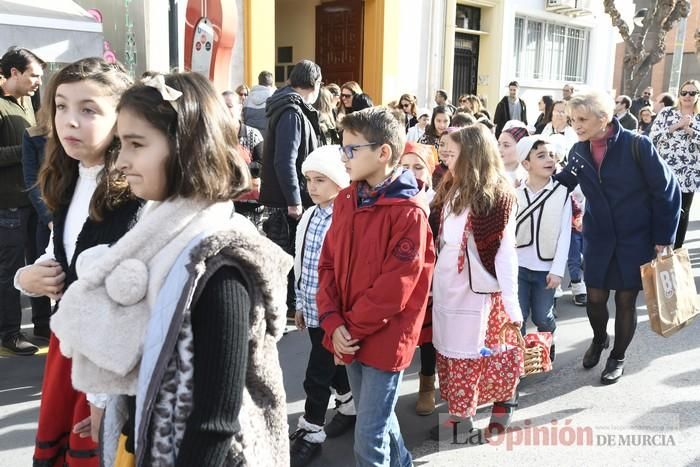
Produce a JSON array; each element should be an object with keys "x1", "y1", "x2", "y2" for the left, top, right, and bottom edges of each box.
[{"x1": 0, "y1": 0, "x2": 103, "y2": 63}]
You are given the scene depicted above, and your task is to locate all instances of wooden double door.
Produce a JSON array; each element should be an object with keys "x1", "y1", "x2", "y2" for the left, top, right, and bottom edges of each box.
[{"x1": 315, "y1": 0, "x2": 364, "y2": 86}]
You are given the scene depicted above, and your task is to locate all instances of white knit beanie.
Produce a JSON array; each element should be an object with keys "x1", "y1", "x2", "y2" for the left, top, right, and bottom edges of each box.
[
  {"x1": 517, "y1": 135, "x2": 550, "y2": 163},
  {"x1": 301, "y1": 145, "x2": 350, "y2": 188}
]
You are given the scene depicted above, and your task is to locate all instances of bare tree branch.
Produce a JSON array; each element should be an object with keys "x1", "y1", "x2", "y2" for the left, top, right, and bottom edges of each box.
[
  {"x1": 603, "y1": 0, "x2": 631, "y2": 43},
  {"x1": 606, "y1": 0, "x2": 691, "y2": 96}
]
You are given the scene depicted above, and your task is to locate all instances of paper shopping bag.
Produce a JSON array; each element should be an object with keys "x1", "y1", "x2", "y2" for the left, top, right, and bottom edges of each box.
[{"x1": 640, "y1": 248, "x2": 700, "y2": 337}]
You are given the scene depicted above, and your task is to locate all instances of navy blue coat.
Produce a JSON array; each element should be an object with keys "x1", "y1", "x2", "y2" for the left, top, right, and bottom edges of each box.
[
  {"x1": 21, "y1": 130, "x2": 51, "y2": 226},
  {"x1": 555, "y1": 118, "x2": 681, "y2": 289}
]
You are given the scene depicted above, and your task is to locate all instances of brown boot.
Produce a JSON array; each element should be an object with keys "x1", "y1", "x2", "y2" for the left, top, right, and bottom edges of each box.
[{"x1": 415, "y1": 373, "x2": 436, "y2": 416}]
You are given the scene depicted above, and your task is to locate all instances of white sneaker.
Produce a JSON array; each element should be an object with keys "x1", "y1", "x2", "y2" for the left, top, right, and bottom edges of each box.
[
  {"x1": 554, "y1": 285, "x2": 564, "y2": 298},
  {"x1": 571, "y1": 281, "x2": 586, "y2": 296}
]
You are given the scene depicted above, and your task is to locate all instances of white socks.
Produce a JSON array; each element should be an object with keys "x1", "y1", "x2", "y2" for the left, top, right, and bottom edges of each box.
[
  {"x1": 335, "y1": 391, "x2": 356, "y2": 416},
  {"x1": 297, "y1": 415, "x2": 326, "y2": 443}
]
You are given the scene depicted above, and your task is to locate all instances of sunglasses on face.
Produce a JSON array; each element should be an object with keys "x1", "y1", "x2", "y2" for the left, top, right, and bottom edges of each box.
[
  {"x1": 238, "y1": 93, "x2": 248, "y2": 97},
  {"x1": 341, "y1": 93, "x2": 353, "y2": 99},
  {"x1": 643, "y1": 92, "x2": 651, "y2": 96},
  {"x1": 459, "y1": 99, "x2": 467, "y2": 103},
  {"x1": 680, "y1": 90, "x2": 698, "y2": 97},
  {"x1": 339, "y1": 142, "x2": 378, "y2": 159}
]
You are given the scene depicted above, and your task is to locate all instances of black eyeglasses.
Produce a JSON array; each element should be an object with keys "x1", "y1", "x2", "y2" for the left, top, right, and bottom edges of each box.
[
  {"x1": 339, "y1": 142, "x2": 378, "y2": 159},
  {"x1": 341, "y1": 93, "x2": 353, "y2": 99},
  {"x1": 238, "y1": 93, "x2": 248, "y2": 97},
  {"x1": 680, "y1": 90, "x2": 698, "y2": 97}
]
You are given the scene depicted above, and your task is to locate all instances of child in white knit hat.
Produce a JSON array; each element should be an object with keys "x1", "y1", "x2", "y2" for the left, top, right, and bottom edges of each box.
[
  {"x1": 513, "y1": 135, "x2": 573, "y2": 361},
  {"x1": 290, "y1": 145, "x2": 354, "y2": 466}
]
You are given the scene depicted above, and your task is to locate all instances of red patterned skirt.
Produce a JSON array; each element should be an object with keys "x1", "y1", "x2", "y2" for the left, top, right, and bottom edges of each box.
[
  {"x1": 33, "y1": 333, "x2": 98, "y2": 467},
  {"x1": 436, "y1": 295, "x2": 521, "y2": 418}
]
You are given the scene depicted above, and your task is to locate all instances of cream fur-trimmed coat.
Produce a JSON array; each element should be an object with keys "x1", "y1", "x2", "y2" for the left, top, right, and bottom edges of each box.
[{"x1": 51, "y1": 198, "x2": 292, "y2": 466}]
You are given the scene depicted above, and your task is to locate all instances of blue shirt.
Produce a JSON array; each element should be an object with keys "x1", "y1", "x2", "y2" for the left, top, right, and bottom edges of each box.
[{"x1": 296, "y1": 204, "x2": 333, "y2": 327}]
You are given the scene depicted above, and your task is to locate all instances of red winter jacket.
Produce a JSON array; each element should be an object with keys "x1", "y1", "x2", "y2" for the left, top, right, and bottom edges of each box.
[{"x1": 318, "y1": 170, "x2": 436, "y2": 371}]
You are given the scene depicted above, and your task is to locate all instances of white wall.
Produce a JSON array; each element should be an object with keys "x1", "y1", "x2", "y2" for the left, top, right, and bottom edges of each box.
[
  {"x1": 502, "y1": 0, "x2": 618, "y2": 124},
  {"x1": 228, "y1": 0, "x2": 246, "y2": 89},
  {"x1": 395, "y1": 0, "x2": 446, "y2": 109}
]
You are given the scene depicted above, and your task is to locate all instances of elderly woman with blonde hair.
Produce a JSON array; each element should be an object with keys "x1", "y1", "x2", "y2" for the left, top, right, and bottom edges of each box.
[{"x1": 555, "y1": 90, "x2": 680, "y2": 385}]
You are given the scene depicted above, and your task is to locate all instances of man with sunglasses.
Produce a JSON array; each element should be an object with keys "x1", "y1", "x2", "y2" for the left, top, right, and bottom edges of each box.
[
  {"x1": 614, "y1": 95, "x2": 638, "y2": 131},
  {"x1": 630, "y1": 86, "x2": 653, "y2": 120}
]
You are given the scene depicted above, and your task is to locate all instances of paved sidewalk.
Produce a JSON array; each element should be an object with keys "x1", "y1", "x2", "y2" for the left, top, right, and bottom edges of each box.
[{"x1": 1, "y1": 204, "x2": 699, "y2": 466}]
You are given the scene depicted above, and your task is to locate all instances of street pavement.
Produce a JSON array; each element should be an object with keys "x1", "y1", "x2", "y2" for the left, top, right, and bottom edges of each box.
[{"x1": 2, "y1": 204, "x2": 700, "y2": 467}]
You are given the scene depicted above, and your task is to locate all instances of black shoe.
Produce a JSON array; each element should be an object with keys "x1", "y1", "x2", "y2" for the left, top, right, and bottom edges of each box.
[
  {"x1": 486, "y1": 392, "x2": 519, "y2": 437},
  {"x1": 324, "y1": 412, "x2": 356, "y2": 438},
  {"x1": 549, "y1": 343, "x2": 556, "y2": 363},
  {"x1": 601, "y1": 357, "x2": 625, "y2": 385},
  {"x1": 428, "y1": 417, "x2": 474, "y2": 441},
  {"x1": 33, "y1": 326, "x2": 51, "y2": 343},
  {"x1": 582, "y1": 335, "x2": 610, "y2": 369},
  {"x1": 573, "y1": 294, "x2": 587, "y2": 306},
  {"x1": 289, "y1": 431, "x2": 322, "y2": 467},
  {"x1": 1, "y1": 333, "x2": 39, "y2": 356}
]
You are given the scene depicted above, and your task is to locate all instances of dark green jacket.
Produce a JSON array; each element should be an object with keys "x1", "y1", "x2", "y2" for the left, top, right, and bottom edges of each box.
[{"x1": 0, "y1": 92, "x2": 36, "y2": 208}]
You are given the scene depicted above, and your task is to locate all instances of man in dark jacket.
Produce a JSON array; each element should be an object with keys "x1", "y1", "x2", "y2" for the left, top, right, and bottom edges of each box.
[
  {"x1": 494, "y1": 80, "x2": 528, "y2": 137},
  {"x1": 614, "y1": 95, "x2": 638, "y2": 131},
  {"x1": 630, "y1": 87, "x2": 652, "y2": 119},
  {"x1": 0, "y1": 47, "x2": 46, "y2": 355},
  {"x1": 260, "y1": 59, "x2": 322, "y2": 314}
]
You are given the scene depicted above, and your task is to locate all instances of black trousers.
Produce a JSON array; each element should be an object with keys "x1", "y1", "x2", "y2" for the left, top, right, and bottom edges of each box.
[
  {"x1": 0, "y1": 206, "x2": 51, "y2": 340},
  {"x1": 303, "y1": 327, "x2": 351, "y2": 426},
  {"x1": 263, "y1": 208, "x2": 299, "y2": 316},
  {"x1": 674, "y1": 192, "x2": 694, "y2": 249}
]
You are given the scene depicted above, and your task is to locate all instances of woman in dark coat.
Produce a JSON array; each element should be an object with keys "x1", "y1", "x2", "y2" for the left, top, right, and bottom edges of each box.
[{"x1": 555, "y1": 90, "x2": 681, "y2": 385}]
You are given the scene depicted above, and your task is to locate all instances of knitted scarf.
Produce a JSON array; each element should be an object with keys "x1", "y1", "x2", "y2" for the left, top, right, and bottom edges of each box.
[
  {"x1": 471, "y1": 193, "x2": 515, "y2": 277},
  {"x1": 50, "y1": 198, "x2": 234, "y2": 394},
  {"x1": 432, "y1": 192, "x2": 514, "y2": 278}
]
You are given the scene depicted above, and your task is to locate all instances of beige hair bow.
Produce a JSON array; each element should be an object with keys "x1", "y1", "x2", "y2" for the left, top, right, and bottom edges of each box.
[{"x1": 142, "y1": 74, "x2": 182, "y2": 112}]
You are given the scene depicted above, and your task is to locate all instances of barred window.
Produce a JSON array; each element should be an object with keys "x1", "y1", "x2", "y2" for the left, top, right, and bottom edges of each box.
[{"x1": 513, "y1": 16, "x2": 588, "y2": 82}]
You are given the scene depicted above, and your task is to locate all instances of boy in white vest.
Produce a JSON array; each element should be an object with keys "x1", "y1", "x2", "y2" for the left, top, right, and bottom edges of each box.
[
  {"x1": 514, "y1": 135, "x2": 572, "y2": 361},
  {"x1": 290, "y1": 145, "x2": 355, "y2": 467}
]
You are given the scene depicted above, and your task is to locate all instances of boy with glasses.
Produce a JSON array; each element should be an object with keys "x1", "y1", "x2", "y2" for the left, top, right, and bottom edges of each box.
[{"x1": 318, "y1": 107, "x2": 435, "y2": 466}]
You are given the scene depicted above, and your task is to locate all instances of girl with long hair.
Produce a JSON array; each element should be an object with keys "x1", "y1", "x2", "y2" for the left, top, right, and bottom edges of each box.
[
  {"x1": 534, "y1": 95, "x2": 554, "y2": 134},
  {"x1": 51, "y1": 72, "x2": 291, "y2": 465},
  {"x1": 314, "y1": 86, "x2": 340, "y2": 145},
  {"x1": 398, "y1": 93, "x2": 418, "y2": 133},
  {"x1": 418, "y1": 105, "x2": 451, "y2": 149},
  {"x1": 429, "y1": 125, "x2": 522, "y2": 440},
  {"x1": 15, "y1": 58, "x2": 139, "y2": 466}
]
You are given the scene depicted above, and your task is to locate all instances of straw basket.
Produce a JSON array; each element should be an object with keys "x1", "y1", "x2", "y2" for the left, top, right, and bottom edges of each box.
[{"x1": 499, "y1": 322, "x2": 552, "y2": 377}]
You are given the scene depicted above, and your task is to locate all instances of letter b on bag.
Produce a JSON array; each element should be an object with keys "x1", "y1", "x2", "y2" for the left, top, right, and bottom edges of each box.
[{"x1": 659, "y1": 270, "x2": 677, "y2": 299}]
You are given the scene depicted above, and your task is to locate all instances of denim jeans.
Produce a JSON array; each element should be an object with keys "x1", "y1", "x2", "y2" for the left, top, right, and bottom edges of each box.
[
  {"x1": 345, "y1": 361, "x2": 412, "y2": 467},
  {"x1": 518, "y1": 267, "x2": 557, "y2": 335},
  {"x1": 0, "y1": 206, "x2": 51, "y2": 339},
  {"x1": 567, "y1": 229, "x2": 584, "y2": 283}
]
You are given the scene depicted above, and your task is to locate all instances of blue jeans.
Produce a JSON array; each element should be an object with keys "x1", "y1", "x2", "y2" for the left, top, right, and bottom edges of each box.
[
  {"x1": 345, "y1": 361, "x2": 412, "y2": 467},
  {"x1": 567, "y1": 229, "x2": 584, "y2": 283},
  {"x1": 518, "y1": 267, "x2": 557, "y2": 335}
]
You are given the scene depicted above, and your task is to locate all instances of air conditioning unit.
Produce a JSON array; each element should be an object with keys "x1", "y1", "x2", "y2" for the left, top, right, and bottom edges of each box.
[{"x1": 545, "y1": 0, "x2": 593, "y2": 17}]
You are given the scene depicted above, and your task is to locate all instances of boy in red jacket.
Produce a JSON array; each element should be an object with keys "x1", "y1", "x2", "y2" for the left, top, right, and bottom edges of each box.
[{"x1": 318, "y1": 107, "x2": 436, "y2": 466}]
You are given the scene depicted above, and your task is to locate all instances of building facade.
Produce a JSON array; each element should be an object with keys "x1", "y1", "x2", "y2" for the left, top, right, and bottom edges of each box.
[{"x1": 74, "y1": 0, "x2": 618, "y2": 120}]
